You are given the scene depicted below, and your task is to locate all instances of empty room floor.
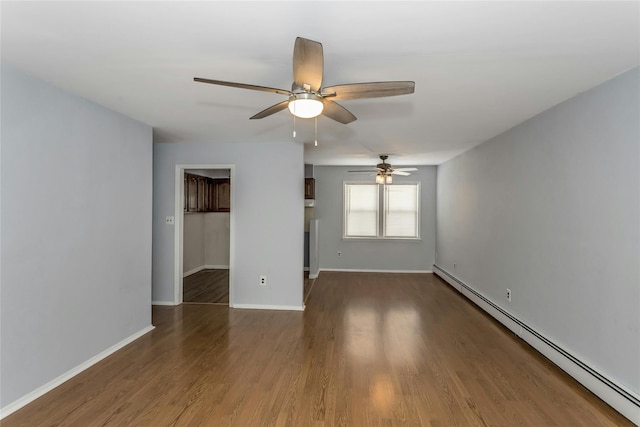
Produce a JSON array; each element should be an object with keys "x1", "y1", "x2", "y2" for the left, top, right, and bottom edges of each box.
[
  {"x1": 183, "y1": 270, "x2": 316, "y2": 305},
  {"x1": 3, "y1": 272, "x2": 631, "y2": 426},
  {"x1": 183, "y1": 269, "x2": 229, "y2": 304}
]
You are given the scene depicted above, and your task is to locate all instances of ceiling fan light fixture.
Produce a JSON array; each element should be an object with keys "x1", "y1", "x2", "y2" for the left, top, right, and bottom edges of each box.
[
  {"x1": 385, "y1": 174, "x2": 393, "y2": 184},
  {"x1": 288, "y1": 93, "x2": 324, "y2": 118},
  {"x1": 375, "y1": 173, "x2": 385, "y2": 184}
]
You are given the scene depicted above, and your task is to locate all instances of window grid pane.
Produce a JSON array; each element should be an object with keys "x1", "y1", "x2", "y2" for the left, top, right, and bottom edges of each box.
[
  {"x1": 384, "y1": 184, "x2": 419, "y2": 238},
  {"x1": 344, "y1": 184, "x2": 378, "y2": 237}
]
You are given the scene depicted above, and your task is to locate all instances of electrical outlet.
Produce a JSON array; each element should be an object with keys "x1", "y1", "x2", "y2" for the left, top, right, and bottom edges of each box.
[
  {"x1": 259, "y1": 275, "x2": 267, "y2": 286},
  {"x1": 506, "y1": 288, "x2": 512, "y2": 302},
  {"x1": 337, "y1": 251, "x2": 342, "y2": 257},
  {"x1": 165, "y1": 216, "x2": 175, "y2": 225}
]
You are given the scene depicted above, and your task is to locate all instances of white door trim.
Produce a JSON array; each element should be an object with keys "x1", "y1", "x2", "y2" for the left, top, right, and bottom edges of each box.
[{"x1": 174, "y1": 164, "x2": 235, "y2": 306}]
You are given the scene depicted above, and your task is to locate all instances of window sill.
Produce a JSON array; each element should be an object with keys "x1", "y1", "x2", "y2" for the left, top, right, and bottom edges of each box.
[{"x1": 342, "y1": 237, "x2": 421, "y2": 242}]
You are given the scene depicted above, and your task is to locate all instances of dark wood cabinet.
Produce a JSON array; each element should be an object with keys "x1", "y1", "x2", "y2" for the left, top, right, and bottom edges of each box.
[
  {"x1": 184, "y1": 174, "x2": 188, "y2": 212},
  {"x1": 207, "y1": 179, "x2": 217, "y2": 211},
  {"x1": 184, "y1": 173, "x2": 231, "y2": 213},
  {"x1": 214, "y1": 179, "x2": 231, "y2": 212},
  {"x1": 186, "y1": 174, "x2": 199, "y2": 212},
  {"x1": 305, "y1": 178, "x2": 315, "y2": 199},
  {"x1": 197, "y1": 176, "x2": 208, "y2": 212}
]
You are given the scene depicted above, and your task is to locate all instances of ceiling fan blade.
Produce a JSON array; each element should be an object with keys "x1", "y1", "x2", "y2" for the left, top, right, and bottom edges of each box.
[
  {"x1": 250, "y1": 100, "x2": 289, "y2": 120},
  {"x1": 293, "y1": 37, "x2": 323, "y2": 92},
  {"x1": 194, "y1": 78, "x2": 292, "y2": 96},
  {"x1": 394, "y1": 167, "x2": 418, "y2": 172},
  {"x1": 348, "y1": 169, "x2": 379, "y2": 173},
  {"x1": 322, "y1": 81, "x2": 415, "y2": 100},
  {"x1": 391, "y1": 171, "x2": 411, "y2": 176},
  {"x1": 322, "y1": 100, "x2": 357, "y2": 124}
]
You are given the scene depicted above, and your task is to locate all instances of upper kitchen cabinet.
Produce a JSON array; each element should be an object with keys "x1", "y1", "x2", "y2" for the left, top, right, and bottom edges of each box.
[{"x1": 304, "y1": 178, "x2": 315, "y2": 199}]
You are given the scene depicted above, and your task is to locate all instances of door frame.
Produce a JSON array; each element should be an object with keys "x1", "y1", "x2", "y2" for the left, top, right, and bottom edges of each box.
[{"x1": 174, "y1": 164, "x2": 235, "y2": 306}]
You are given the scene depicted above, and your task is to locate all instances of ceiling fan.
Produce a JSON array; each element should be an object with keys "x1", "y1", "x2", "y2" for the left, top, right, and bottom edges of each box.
[
  {"x1": 349, "y1": 155, "x2": 418, "y2": 184},
  {"x1": 194, "y1": 37, "x2": 415, "y2": 124}
]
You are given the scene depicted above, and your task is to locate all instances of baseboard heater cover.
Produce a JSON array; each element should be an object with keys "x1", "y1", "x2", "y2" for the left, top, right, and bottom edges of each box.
[
  {"x1": 320, "y1": 268, "x2": 433, "y2": 274},
  {"x1": 433, "y1": 264, "x2": 640, "y2": 425}
]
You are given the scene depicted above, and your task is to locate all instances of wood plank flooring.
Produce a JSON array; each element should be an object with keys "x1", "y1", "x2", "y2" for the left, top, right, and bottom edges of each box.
[
  {"x1": 183, "y1": 270, "x2": 315, "y2": 305},
  {"x1": 3, "y1": 272, "x2": 632, "y2": 426},
  {"x1": 183, "y1": 269, "x2": 229, "y2": 304}
]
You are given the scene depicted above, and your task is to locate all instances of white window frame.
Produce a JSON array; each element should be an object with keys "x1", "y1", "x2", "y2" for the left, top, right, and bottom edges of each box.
[
  {"x1": 343, "y1": 183, "x2": 379, "y2": 238},
  {"x1": 343, "y1": 182, "x2": 420, "y2": 240}
]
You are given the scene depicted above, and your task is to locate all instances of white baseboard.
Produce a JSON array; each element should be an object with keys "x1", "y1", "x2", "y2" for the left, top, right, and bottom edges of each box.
[
  {"x1": 0, "y1": 325, "x2": 155, "y2": 420},
  {"x1": 308, "y1": 272, "x2": 319, "y2": 279},
  {"x1": 183, "y1": 266, "x2": 203, "y2": 277},
  {"x1": 232, "y1": 304, "x2": 305, "y2": 311},
  {"x1": 320, "y1": 268, "x2": 433, "y2": 274},
  {"x1": 152, "y1": 300, "x2": 176, "y2": 306},
  {"x1": 183, "y1": 265, "x2": 229, "y2": 277},
  {"x1": 433, "y1": 265, "x2": 640, "y2": 425},
  {"x1": 205, "y1": 264, "x2": 229, "y2": 270}
]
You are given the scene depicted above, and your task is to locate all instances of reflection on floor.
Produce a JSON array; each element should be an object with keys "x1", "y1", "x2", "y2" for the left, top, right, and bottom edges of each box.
[
  {"x1": 4, "y1": 272, "x2": 630, "y2": 426},
  {"x1": 183, "y1": 269, "x2": 229, "y2": 304}
]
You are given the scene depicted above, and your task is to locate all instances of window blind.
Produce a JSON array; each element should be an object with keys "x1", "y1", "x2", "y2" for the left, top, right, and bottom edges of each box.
[{"x1": 344, "y1": 184, "x2": 378, "y2": 237}]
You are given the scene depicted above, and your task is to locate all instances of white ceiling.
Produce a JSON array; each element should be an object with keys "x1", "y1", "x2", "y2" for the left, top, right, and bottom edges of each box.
[{"x1": 2, "y1": 1, "x2": 638, "y2": 166}]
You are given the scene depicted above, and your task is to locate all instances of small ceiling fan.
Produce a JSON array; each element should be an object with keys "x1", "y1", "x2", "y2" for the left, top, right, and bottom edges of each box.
[
  {"x1": 349, "y1": 155, "x2": 417, "y2": 184},
  {"x1": 194, "y1": 37, "x2": 415, "y2": 124}
]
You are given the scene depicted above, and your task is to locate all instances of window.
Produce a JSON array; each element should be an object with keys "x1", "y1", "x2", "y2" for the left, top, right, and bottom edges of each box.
[
  {"x1": 344, "y1": 184, "x2": 379, "y2": 237},
  {"x1": 344, "y1": 183, "x2": 420, "y2": 239}
]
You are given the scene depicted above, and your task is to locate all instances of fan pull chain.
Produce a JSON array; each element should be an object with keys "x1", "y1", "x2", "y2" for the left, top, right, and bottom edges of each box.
[
  {"x1": 293, "y1": 114, "x2": 296, "y2": 138},
  {"x1": 314, "y1": 117, "x2": 318, "y2": 147},
  {"x1": 292, "y1": 101, "x2": 296, "y2": 138}
]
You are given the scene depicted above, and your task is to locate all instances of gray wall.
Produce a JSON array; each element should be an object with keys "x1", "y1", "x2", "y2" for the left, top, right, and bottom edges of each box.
[
  {"x1": 183, "y1": 212, "x2": 230, "y2": 274},
  {"x1": 1, "y1": 64, "x2": 153, "y2": 407},
  {"x1": 436, "y1": 67, "x2": 639, "y2": 396},
  {"x1": 153, "y1": 142, "x2": 304, "y2": 309},
  {"x1": 183, "y1": 213, "x2": 206, "y2": 273},
  {"x1": 203, "y1": 213, "x2": 230, "y2": 268},
  {"x1": 314, "y1": 166, "x2": 437, "y2": 271}
]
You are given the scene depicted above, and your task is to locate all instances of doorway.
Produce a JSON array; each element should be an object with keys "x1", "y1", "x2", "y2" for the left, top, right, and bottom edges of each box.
[{"x1": 174, "y1": 164, "x2": 235, "y2": 306}]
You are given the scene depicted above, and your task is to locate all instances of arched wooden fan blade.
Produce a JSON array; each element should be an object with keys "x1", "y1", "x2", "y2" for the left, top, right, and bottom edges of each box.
[
  {"x1": 322, "y1": 81, "x2": 415, "y2": 100},
  {"x1": 391, "y1": 170, "x2": 411, "y2": 176},
  {"x1": 194, "y1": 78, "x2": 292, "y2": 96},
  {"x1": 250, "y1": 100, "x2": 289, "y2": 120},
  {"x1": 293, "y1": 37, "x2": 323, "y2": 92},
  {"x1": 322, "y1": 100, "x2": 357, "y2": 124}
]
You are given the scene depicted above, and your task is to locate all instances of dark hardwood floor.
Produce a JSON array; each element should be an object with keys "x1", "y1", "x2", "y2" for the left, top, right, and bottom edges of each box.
[
  {"x1": 183, "y1": 269, "x2": 229, "y2": 304},
  {"x1": 3, "y1": 272, "x2": 631, "y2": 426},
  {"x1": 184, "y1": 270, "x2": 315, "y2": 305}
]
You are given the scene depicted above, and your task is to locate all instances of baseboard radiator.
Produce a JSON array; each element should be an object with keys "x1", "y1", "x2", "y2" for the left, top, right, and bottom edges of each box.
[{"x1": 433, "y1": 265, "x2": 640, "y2": 425}]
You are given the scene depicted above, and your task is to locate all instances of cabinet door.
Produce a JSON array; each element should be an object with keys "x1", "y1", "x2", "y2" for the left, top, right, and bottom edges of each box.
[
  {"x1": 305, "y1": 178, "x2": 315, "y2": 199},
  {"x1": 207, "y1": 178, "x2": 217, "y2": 211},
  {"x1": 184, "y1": 174, "x2": 188, "y2": 212},
  {"x1": 197, "y1": 176, "x2": 208, "y2": 212},
  {"x1": 187, "y1": 174, "x2": 199, "y2": 212},
  {"x1": 215, "y1": 179, "x2": 231, "y2": 212}
]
